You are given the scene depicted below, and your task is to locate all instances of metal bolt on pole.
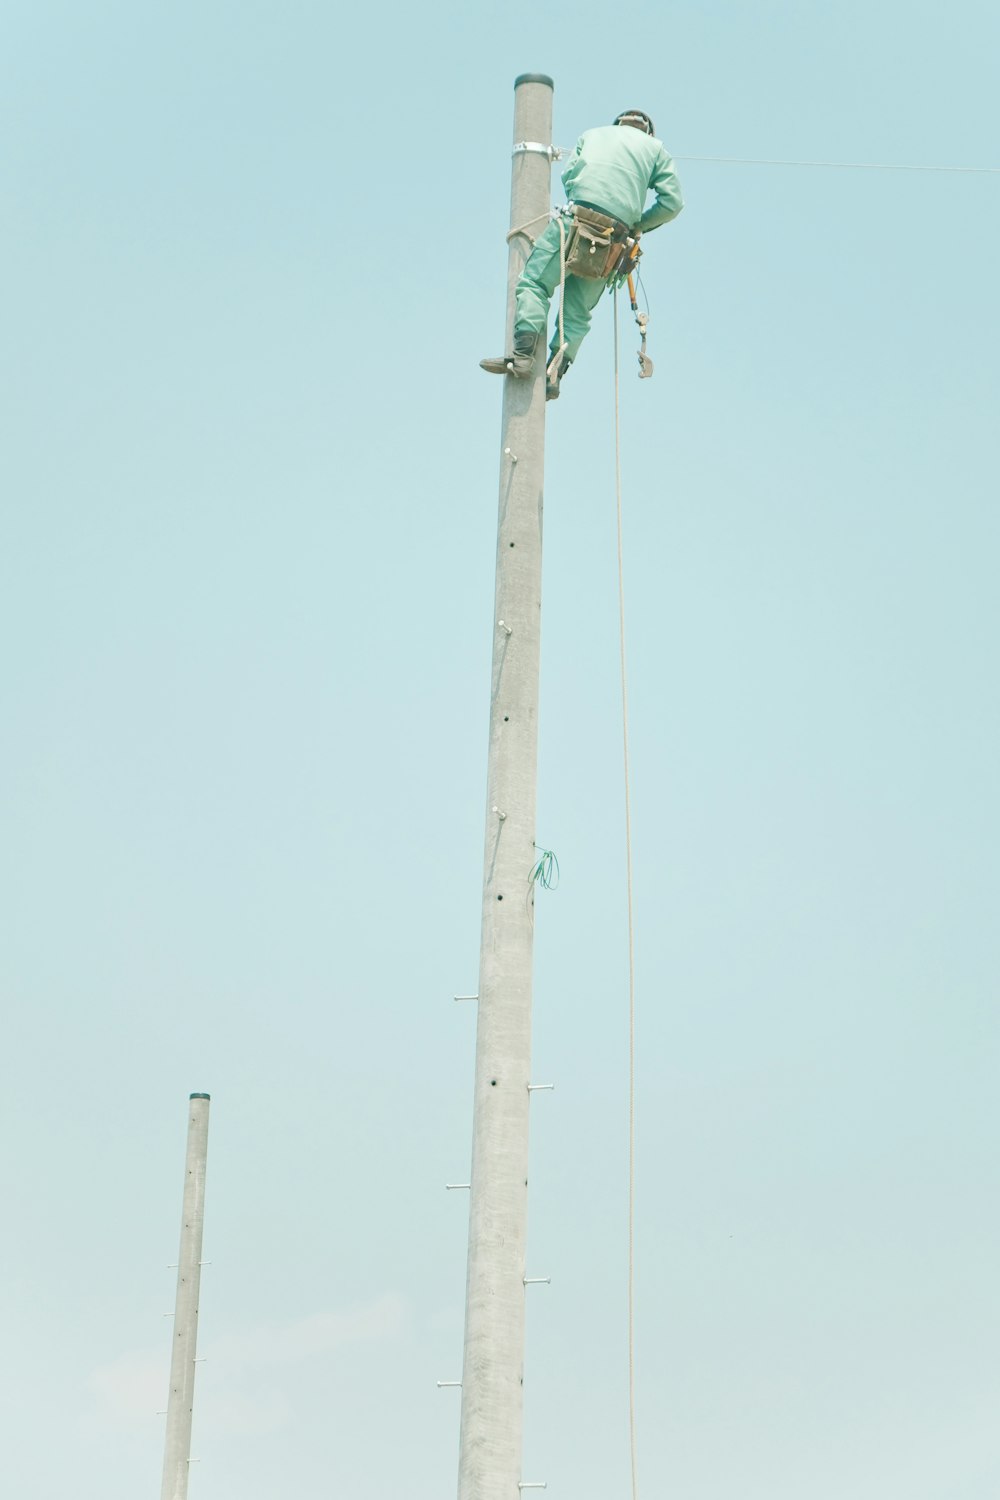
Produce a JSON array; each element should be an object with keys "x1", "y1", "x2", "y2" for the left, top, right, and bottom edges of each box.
[
  {"x1": 160, "y1": 1093, "x2": 211, "y2": 1500},
  {"x1": 458, "y1": 72, "x2": 554, "y2": 1500}
]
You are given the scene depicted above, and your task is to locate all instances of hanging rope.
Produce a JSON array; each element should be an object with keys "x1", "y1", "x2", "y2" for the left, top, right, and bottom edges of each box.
[{"x1": 612, "y1": 288, "x2": 640, "y2": 1500}]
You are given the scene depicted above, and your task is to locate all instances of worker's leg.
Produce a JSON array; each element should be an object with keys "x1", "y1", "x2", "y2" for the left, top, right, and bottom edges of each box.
[
  {"x1": 481, "y1": 220, "x2": 563, "y2": 376},
  {"x1": 513, "y1": 220, "x2": 564, "y2": 336},
  {"x1": 552, "y1": 272, "x2": 608, "y2": 366}
]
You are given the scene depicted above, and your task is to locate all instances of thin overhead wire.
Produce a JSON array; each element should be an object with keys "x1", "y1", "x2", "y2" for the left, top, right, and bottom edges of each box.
[{"x1": 675, "y1": 153, "x2": 1000, "y2": 174}]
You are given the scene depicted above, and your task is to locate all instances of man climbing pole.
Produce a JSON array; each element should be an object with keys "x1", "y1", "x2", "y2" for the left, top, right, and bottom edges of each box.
[{"x1": 480, "y1": 110, "x2": 683, "y2": 400}]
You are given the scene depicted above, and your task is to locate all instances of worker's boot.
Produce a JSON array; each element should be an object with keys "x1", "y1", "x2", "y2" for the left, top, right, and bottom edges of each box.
[
  {"x1": 546, "y1": 354, "x2": 571, "y2": 401},
  {"x1": 480, "y1": 329, "x2": 541, "y2": 378}
]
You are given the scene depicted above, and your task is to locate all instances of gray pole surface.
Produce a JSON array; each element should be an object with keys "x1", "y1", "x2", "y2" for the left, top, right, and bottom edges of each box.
[
  {"x1": 458, "y1": 73, "x2": 554, "y2": 1500},
  {"x1": 160, "y1": 1093, "x2": 211, "y2": 1500}
]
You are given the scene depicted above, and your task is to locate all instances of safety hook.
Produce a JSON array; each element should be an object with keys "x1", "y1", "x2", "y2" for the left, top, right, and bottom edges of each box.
[{"x1": 627, "y1": 275, "x2": 654, "y2": 379}]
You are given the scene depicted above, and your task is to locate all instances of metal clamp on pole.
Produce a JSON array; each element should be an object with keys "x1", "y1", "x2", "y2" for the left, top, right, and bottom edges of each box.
[{"x1": 512, "y1": 141, "x2": 564, "y2": 161}]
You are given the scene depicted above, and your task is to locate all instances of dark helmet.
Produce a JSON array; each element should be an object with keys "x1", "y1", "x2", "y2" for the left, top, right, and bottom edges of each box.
[{"x1": 614, "y1": 109, "x2": 655, "y2": 136}]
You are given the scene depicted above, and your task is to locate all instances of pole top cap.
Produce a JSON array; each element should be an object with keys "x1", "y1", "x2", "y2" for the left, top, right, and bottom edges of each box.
[
  {"x1": 189, "y1": 1092, "x2": 211, "y2": 1101},
  {"x1": 514, "y1": 73, "x2": 554, "y2": 89}
]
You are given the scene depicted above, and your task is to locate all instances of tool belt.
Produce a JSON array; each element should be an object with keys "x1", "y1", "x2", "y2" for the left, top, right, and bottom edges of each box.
[{"x1": 562, "y1": 204, "x2": 635, "y2": 281}]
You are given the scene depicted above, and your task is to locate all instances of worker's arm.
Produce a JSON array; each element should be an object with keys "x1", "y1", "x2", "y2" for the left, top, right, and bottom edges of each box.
[
  {"x1": 560, "y1": 137, "x2": 585, "y2": 198},
  {"x1": 638, "y1": 147, "x2": 684, "y2": 232}
]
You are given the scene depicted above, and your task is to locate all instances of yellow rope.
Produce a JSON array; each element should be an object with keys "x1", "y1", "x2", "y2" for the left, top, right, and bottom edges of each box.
[{"x1": 612, "y1": 287, "x2": 639, "y2": 1500}]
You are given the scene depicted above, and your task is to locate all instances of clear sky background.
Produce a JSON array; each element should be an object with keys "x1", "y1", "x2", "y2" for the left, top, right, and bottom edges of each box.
[{"x1": 3, "y1": 3, "x2": 998, "y2": 1497}]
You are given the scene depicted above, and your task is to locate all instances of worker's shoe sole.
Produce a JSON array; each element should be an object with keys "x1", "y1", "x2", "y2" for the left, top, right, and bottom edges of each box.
[
  {"x1": 479, "y1": 353, "x2": 536, "y2": 378},
  {"x1": 480, "y1": 330, "x2": 540, "y2": 379}
]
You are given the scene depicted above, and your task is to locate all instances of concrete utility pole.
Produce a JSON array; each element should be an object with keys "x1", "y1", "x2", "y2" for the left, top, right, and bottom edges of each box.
[
  {"x1": 458, "y1": 73, "x2": 554, "y2": 1500},
  {"x1": 160, "y1": 1093, "x2": 211, "y2": 1500}
]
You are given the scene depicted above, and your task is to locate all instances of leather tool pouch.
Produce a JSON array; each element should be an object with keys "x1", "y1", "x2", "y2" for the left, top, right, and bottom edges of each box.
[{"x1": 563, "y1": 206, "x2": 631, "y2": 281}]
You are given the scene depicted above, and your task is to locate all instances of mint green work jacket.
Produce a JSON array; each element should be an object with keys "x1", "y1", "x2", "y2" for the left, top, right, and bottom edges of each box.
[{"x1": 561, "y1": 125, "x2": 683, "y2": 232}]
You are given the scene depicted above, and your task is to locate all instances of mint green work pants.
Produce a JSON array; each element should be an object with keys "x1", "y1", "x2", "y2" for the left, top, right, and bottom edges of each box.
[{"x1": 514, "y1": 218, "x2": 609, "y2": 366}]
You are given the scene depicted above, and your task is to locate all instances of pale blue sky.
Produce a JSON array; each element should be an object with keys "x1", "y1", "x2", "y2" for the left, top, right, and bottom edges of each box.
[{"x1": 3, "y1": 3, "x2": 998, "y2": 1497}]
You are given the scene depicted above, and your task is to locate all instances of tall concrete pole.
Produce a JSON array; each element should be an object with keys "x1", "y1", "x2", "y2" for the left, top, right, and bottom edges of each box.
[
  {"x1": 459, "y1": 73, "x2": 554, "y2": 1500},
  {"x1": 160, "y1": 1093, "x2": 211, "y2": 1500}
]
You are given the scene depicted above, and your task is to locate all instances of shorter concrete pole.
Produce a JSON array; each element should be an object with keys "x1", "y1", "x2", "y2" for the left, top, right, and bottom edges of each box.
[{"x1": 160, "y1": 1093, "x2": 211, "y2": 1500}]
